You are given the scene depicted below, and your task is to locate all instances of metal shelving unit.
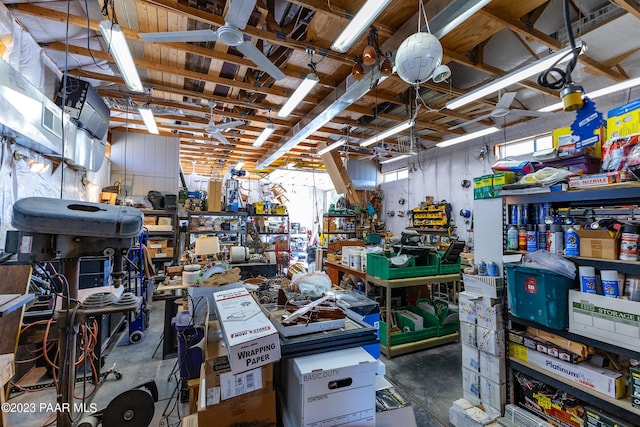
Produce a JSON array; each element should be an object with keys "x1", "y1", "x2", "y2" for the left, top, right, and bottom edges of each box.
[
  {"x1": 187, "y1": 211, "x2": 247, "y2": 248},
  {"x1": 502, "y1": 183, "x2": 640, "y2": 425}
]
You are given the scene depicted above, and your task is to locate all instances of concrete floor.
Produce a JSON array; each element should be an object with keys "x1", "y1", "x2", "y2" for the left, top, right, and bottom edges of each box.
[{"x1": 6, "y1": 298, "x2": 462, "y2": 427}]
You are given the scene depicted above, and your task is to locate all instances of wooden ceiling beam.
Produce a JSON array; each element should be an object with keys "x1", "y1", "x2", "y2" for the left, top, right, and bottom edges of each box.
[
  {"x1": 138, "y1": 0, "x2": 352, "y2": 64},
  {"x1": 479, "y1": 7, "x2": 625, "y2": 82},
  {"x1": 610, "y1": 0, "x2": 640, "y2": 19}
]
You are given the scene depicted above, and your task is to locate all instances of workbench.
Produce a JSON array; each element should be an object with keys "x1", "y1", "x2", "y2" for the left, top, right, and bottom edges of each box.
[
  {"x1": 366, "y1": 273, "x2": 461, "y2": 358},
  {"x1": 324, "y1": 259, "x2": 366, "y2": 285}
]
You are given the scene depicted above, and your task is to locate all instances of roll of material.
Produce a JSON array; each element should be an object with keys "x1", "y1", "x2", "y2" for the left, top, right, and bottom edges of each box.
[
  {"x1": 182, "y1": 270, "x2": 200, "y2": 287},
  {"x1": 230, "y1": 246, "x2": 248, "y2": 263},
  {"x1": 601, "y1": 270, "x2": 620, "y2": 298},
  {"x1": 77, "y1": 416, "x2": 99, "y2": 427},
  {"x1": 579, "y1": 266, "x2": 596, "y2": 294}
]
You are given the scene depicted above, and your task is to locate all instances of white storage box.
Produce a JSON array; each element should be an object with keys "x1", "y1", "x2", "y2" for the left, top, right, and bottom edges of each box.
[
  {"x1": 462, "y1": 368, "x2": 480, "y2": 399},
  {"x1": 283, "y1": 347, "x2": 377, "y2": 427},
  {"x1": 461, "y1": 344, "x2": 480, "y2": 372},
  {"x1": 480, "y1": 375, "x2": 506, "y2": 413},
  {"x1": 479, "y1": 351, "x2": 506, "y2": 383},
  {"x1": 476, "y1": 326, "x2": 504, "y2": 356},
  {"x1": 460, "y1": 321, "x2": 476, "y2": 347},
  {"x1": 459, "y1": 292, "x2": 478, "y2": 324},
  {"x1": 476, "y1": 302, "x2": 503, "y2": 331},
  {"x1": 569, "y1": 289, "x2": 640, "y2": 353},
  {"x1": 213, "y1": 288, "x2": 281, "y2": 373}
]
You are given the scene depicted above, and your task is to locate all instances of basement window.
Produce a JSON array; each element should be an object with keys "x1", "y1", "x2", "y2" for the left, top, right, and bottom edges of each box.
[
  {"x1": 494, "y1": 133, "x2": 553, "y2": 159},
  {"x1": 383, "y1": 168, "x2": 408, "y2": 183}
]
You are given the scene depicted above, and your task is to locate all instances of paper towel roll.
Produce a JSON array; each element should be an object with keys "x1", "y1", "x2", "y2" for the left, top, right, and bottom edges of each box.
[
  {"x1": 230, "y1": 246, "x2": 248, "y2": 263},
  {"x1": 578, "y1": 266, "x2": 596, "y2": 294},
  {"x1": 182, "y1": 270, "x2": 200, "y2": 286},
  {"x1": 601, "y1": 270, "x2": 620, "y2": 298}
]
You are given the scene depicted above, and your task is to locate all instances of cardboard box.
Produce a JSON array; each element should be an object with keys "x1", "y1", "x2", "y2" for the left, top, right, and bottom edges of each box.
[
  {"x1": 585, "y1": 406, "x2": 633, "y2": 427},
  {"x1": 396, "y1": 310, "x2": 424, "y2": 331},
  {"x1": 480, "y1": 375, "x2": 506, "y2": 413},
  {"x1": 553, "y1": 125, "x2": 603, "y2": 157},
  {"x1": 375, "y1": 376, "x2": 417, "y2": 427},
  {"x1": 449, "y1": 400, "x2": 498, "y2": 427},
  {"x1": 201, "y1": 334, "x2": 273, "y2": 406},
  {"x1": 182, "y1": 414, "x2": 198, "y2": 427},
  {"x1": 198, "y1": 385, "x2": 276, "y2": 427},
  {"x1": 607, "y1": 108, "x2": 640, "y2": 138},
  {"x1": 152, "y1": 247, "x2": 173, "y2": 259},
  {"x1": 631, "y1": 366, "x2": 640, "y2": 409},
  {"x1": 213, "y1": 288, "x2": 281, "y2": 373},
  {"x1": 148, "y1": 239, "x2": 167, "y2": 249},
  {"x1": 476, "y1": 326, "x2": 504, "y2": 356},
  {"x1": 144, "y1": 216, "x2": 157, "y2": 225},
  {"x1": 514, "y1": 370, "x2": 585, "y2": 427},
  {"x1": 462, "y1": 368, "x2": 480, "y2": 399},
  {"x1": 461, "y1": 344, "x2": 480, "y2": 372},
  {"x1": 283, "y1": 347, "x2": 377, "y2": 427},
  {"x1": 207, "y1": 180, "x2": 223, "y2": 212},
  {"x1": 479, "y1": 351, "x2": 506, "y2": 383},
  {"x1": 569, "y1": 290, "x2": 640, "y2": 353},
  {"x1": 460, "y1": 321, "x2": 476, "y2": 347},
  {"x1": 575, "y1": 229, "x2": 620, "y2": 260},
  {"x1": 568, "y1": 171, "x2": 633, "y2": 188},
  {"x1": 458, "y1": 292, "x2": 477, "y2": 324},
  {"x1": 476, "y1": 302, "x2": 503, "y2": 331},
  {"x1": 157, "y1": 217, "x2": 172, "y2": 226},
  {"x1": 509, "y1": 343, "x2": 625, "y2": 398}
]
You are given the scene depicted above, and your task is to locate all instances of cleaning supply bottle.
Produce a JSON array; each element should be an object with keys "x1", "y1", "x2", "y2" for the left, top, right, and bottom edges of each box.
[
  {"x1": 518, "y1": 226, "x2": 527, "y2": 251},
  {"x1": 477, "y1": 260, "x2": 487, "y2": 276},
  {"x1": 526, "y1": 224, "x2": 538, "y2": 252},
  {"x1": 548, "y1": 224, "x2": 564, "y2": 254},
  {"x1": 565, "y1": 225, "x2": 580, "y2": 256},
  {"x1": 507, "y1": 225, "x2": 518, "y2": 251}
]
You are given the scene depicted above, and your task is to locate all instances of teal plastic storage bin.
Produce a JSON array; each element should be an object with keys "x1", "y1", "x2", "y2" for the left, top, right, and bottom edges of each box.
[
  {"x1": 367, "y1": 252, "x2": 439, "y2": 279},
  {"x1": 505, "y1": 263, "x2": 577, "y2": 329}
]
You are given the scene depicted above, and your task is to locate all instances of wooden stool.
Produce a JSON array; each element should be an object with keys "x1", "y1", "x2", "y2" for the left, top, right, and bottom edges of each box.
[
  {"x1": 188, "y1": 378, "x2": 200, "y2": 415},
  {"x1": 0, "y1": 353, "x2": 15, "y2": 427}
]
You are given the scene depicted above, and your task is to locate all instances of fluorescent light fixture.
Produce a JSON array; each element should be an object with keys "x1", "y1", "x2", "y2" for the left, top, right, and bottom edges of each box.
[
  {"x1": 331, "y1": 0, "x2": 392, "y2": 53},
  {"x1": 539, "y1": 76, "x2": 640, "y2": 112},
  {"x1": 379, "y1": 154, "x2": 413, "y2": 165},
  {"x1": 99, "y1": 20, "x2": 144, "y2": 93},
  {"x1": 277, "y1": 74, "x2": 319, "y2": 118},
  {"x1": 437, "y1": 126, "x2": 500, "y2": 148},
  {"x1": 235, "y1": 161, "x2": 245, "y2": 170},
  {"x1": 317, "y1": 138, "x2": 347, "y2": 155},
  {"x1": 253, "y1": 125, "x2": 275, "y2": 147},
  {"x1": 360, "y1": 119, "x2": 414, "y2": 147},
  {"x1": 432, "y1": 0, "x2": 491, "y2": 39},
  {"x1": 446, "y1": 42, "x2": 584, "y2": 110},
  {"x1": 138, "y1": 107, "x2": 159, "y2": 134}
]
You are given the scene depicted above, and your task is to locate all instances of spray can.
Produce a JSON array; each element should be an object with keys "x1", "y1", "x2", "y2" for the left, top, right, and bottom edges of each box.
[
  {"x1": 487, "y1": 261, "x2": 499, "y2": 276},
  {"x1": 533, "y1": 204, "x2": 541, "y2": 225},
  {"x1": 540, "y1": 202, "x2": 552, "y2": 224},
  {"x1": 477, "y1": 260, "x2": 487, "y2": 276},
  {"x1": 538, "y1": 224, "x2": 547, "y2": 251},
  {"x1": 520, "y1": 204, "x2": 529, "y2": 225},
  {"x1": 518, "y1": 226, "x2": 527, "y2": 251},
  {"x1": 526, "y1": 225, "x2": 538, "y2": 252},
  {"x1": 507, "y1": 225, "x2": 519, "y2": 251},
  {"x1": 619, "y1": 224, "x2": 640, "y2": 261},
  {"x1": 510, "y1": 205, "x2": 519, "y2": 225},
  {"x1": 548, "y1": 224, "x2": 564, "y2": 254},
  {"x1": 564, "y1": 225, "x2": 580, "y2": 256}
]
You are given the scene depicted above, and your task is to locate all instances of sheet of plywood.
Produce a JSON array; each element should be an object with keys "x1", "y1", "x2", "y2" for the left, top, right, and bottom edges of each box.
[{"x1": 0, "y1": 265, "x2": 31, "y2": 355}]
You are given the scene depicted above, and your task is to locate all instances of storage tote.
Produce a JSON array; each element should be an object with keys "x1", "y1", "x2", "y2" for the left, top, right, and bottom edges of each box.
[{"x1": 505, "y1": 263, "x2": 577, "y2": 329}]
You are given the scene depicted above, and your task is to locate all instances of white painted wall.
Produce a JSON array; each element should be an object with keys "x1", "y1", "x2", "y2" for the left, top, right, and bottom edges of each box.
[{"x1": 110, "y1": 130, "x2": 181, "y2": 198}]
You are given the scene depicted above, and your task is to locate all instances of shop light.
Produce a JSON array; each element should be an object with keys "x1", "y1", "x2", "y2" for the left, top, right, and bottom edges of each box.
[
  {"x1": 360, "y1": 120, "x2": 414, "y2": 147},
  {"x1": 317, "y1": 138, "x2": 347, "y2": 155},
  {"x1": 431, "y1": 0, "x2": 491, "y2": 39},
  {"x1": 436, "y1": 126, "x2": 500, "y2": 148},
  {"x1": 539, "y1": 76, "x2": 640, "y2": 112},
  {"x1": 330, "y1": 0, "x2": 392, "y2": 53},
  {"x1": 138, "y1": 106, "x2": 159, "y2": 134},
  {"x1": 253, "y1": 125, "x2": 276, "y2": 147},
  {"x1": 379, "y1": 154, "x2": 413, "y2": 165},
  {"x1": 446, "y1": 42, "x2": 585, "y2": 110},
  {"x1": 235, "y1": 161, "x2": 245, "y2": 170},
  {"x1": 277, "y1": 74, "x2": 319, "y2": 118},
  {"x1": 99, "y1": 20, "x2": 144, "y2": 93}
]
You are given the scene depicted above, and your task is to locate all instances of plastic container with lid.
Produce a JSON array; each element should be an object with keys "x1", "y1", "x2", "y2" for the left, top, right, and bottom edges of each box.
[{"x1": 619, "y1": 223, "x2": 640, "y2": 261}]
